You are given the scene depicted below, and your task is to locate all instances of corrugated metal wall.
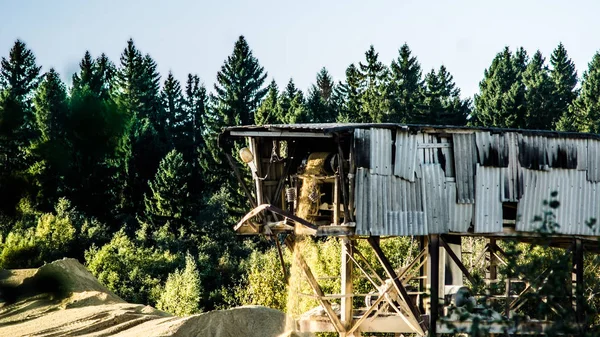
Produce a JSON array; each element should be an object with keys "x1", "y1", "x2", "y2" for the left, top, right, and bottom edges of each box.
[{"x1": 352, "y1": 127, "x2": 600, "y2": 237}]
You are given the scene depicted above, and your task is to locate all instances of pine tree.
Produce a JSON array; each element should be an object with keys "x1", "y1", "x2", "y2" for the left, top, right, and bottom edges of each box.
[
  {"x1": 560, "y1": 53, "x2": 600, "y2": 132},
  {"x1": 522, "y1": 51, "x2": 555, "y2": 129},
  {"x1": 33, "y1": 69, "x2": 68, "y2": 141},
  {"x1": 29, "y1": 69, "x2": 69, "y2": 208},
  {"x1": 358, "y1": 45, "x2": 389, "y2": 122},
  {"x1": 0, "y1": 40, "x2": 41, "y2": 100},
  {"x1": 255, "y1": 80, "x2": 279, "y2": 125},
  {"x1": 145, "y1": 149, "x2": 191, "y2": 220},
  {"x1": 161, "y1": 71, "x2": 184, "y2": 147},
  {"x1": 337, "y1": 64, "x2": 363, "y2": 122},
  {"x1": 212, "y1": 35, "x2": 268, "y2": 127},
  {"x1": 305, "y1": 68, "x2": 337, "y2": 123},
  {"x1": 420, "y1": 66, "x2": 469, "y2": 125},
  {"x1": 179, "y1": 74, "x2": 207, "y2": 164},
  {"x1": 472, "y1": 47, "x2": 528, "y2": 128},
  {"x1": 389, "y1": 43, "x2": 424, "y2": 123},
  {"x1": 72, "y1": 52, "x2": 115, "y2": 99},
  {"x1": 550, "y1": 43, "x2": 578, "y2": 130},
  {"x1": 277, "y1": 78, "x2": 307, "y2": 123}
]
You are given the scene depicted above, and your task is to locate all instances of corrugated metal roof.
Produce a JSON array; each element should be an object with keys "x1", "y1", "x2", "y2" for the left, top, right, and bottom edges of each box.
[
  {"x1": 517, "y1": 169, "x2": 598, "y2": 236},
  {"x1": 447, "y1": 181, "x2": 474, "y2": 232},
  {"x1": 474, "y1": 165, "x2": 503, "y2": 233},
  {"x1": 369, "y1": 128, "x2": 393, "y2": 175},
  {"x1": 501, "y1": 132, "x2": 523, "y2": 202},
  {"x1": 354, "y1": 168, "x2": 426, "y2": 236},
  {"x1": 587, "y1": 140, "x2": 600, "y2": 182},
  {"x1": 421, "y1": 164, "x2": 449, "y2": 234},
  {"x1": 394, "y1": 130, "x2": 418, "y2": 181},
  {"x1": 475, "y1": 132, "x2": 509, "y2": 167},
  {"x1": 452, "y1": 133, "x2": 476, "y2": 203}
]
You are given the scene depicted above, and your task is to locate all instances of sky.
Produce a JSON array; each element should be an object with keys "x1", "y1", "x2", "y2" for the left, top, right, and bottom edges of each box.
[{"x1": 1, "y1": 0, "x2": 600, "y2": 98}]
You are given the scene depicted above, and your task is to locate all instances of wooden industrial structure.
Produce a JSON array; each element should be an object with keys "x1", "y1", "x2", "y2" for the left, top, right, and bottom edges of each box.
[{"x1": 219, "y1": 123, "x2": 600, "y2": 336}]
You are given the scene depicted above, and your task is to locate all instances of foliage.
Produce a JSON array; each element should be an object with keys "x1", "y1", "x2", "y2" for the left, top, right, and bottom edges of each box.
[
  {"x1": 85, "y1": 230, "x2": 181, "y2": 305},
  {"x1": 157, "y1": 252, "x2": 202, "y2": 316}
]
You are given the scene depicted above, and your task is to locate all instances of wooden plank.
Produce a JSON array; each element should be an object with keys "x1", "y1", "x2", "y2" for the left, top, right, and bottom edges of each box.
[
  {"x1": 429, "y1": 234, "x2": 440, "y2": 337},
  {"x1": 229, "y1": 130, "x2": 333, "y2": 138},
  {"x1": 286, "y1": 237, "x2": 346, "y2": 333}
]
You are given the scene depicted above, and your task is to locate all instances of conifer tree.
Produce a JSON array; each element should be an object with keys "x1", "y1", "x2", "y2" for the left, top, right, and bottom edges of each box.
[
  {"x1": 29, "y1": 69, "x2": 69, "y2": 208},
  {"x1": 358, "y1": 45, "x2": 389, "y2": 122},
  {"x1": 212, "y1": 35, "x2": 268, "y2": 127},
  {"x1": 145, "y1": 149, "x2": 191, "y2": 220},
  {"x1": 277, "y1": 78, "x2": 307, "y2": 123},
  {"x1": 550, "y1": 43, "x2": 578, "y2": 130},
  {"x1": 72, "y1": 52, "x2": 115, "y2": 99},
  {"x1": 0, "y1": 40, "x2": 41, "y2": 100},
  {"x1": 472, "y1": 47, "x2": 527, "y2": 128},
  {"x1": 420, "y1": 66, "x2": 469, "y2": 125},
  {"x1": 255, "y1": 80, "x2": 279, "y2": 125},
  {"x1": 305, "y1": 68, "x2": 337, "y2": 123},
  {"x1": 179, "y1": 74, "x2": 207, "y2": 164},
  {"x1": 161, "y1": 71, "x2": 184, "y2": 146},
  {"x1": 522, "y1": 51, "x2": 555, "y2": 129},
  {"x1": 337, "y1": 64, "x2": 363, "y2": 122},
  {"x1": 559, "y1": 53, "x2": 600, "y2": 132},
  {"x1": 388, "y1": 43, "x2": 424, "y2": 123}
]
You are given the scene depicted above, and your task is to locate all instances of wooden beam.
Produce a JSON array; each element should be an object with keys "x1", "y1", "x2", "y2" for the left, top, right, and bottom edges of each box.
[
  {"x1": 340, "y1": 238, "x2": 353, "y2": 334},
  {"x1": 275, "y1": 236, "x2": 288, "y2": 282},
  {"x1": 229, "y1": 130, "x2": 333, "y2": 138},
  {"x1": 574, "y1": 239, "x2": 584, "y2": 324},
  {"x1": 234, "y1": 204, "x2": 318, "y2": 232},
  {"x1": 225, "y1": 153, "x2": 257, "y2": 208},
  {"x1": 285, "y1": 236, "x2": 345, "y2": 333},
  {"x1": 440, "y1": 236, "x2": 476, "y2": 285},
  {"x1": 368, "y1": 237, "x2": 424, "y2": 333}
]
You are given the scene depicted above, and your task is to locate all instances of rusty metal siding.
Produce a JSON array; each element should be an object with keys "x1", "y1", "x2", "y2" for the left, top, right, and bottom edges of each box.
[
  {"x1": 518, "y1": 135, "x2": 550, "y2": 170},
  {"x1": 576, "y1": 139, "x2": 588, "y2": 171},
  {"x1": 501, "y1": 132, "x2": 523, "y2": 202},
  {"x1": 452, "y1": 133, "x2": 476, "y2": 203},
  {"x1": 421, "y1": 164, "x2": 449, "y2": 234},
  {"x1": 369, "y1": 128, "x2": 393, "y2": 175},
  {"x1": 354, "y1": 129, "x2": 371, "y2": 169},
  {"x1": 447, "y1": 181, "x2": 474, "y2": 232},
  {"x1": 394, "y1": 130, "x2": 418, "y2": 181},
  {"x1": 475, "y1": 132, "x2": 509, "y2": 167},
  {"x1": 474, "y1": 165, "x2": 503, "y2": 233},
  {"x1": 355, "y1": 168, "x2": 370, "y2": 235}
]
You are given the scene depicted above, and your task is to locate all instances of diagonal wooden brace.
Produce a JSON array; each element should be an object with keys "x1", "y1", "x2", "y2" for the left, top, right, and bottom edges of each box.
[{"x1": 285, "y1": 236, "x2": 345, "y2": 333}]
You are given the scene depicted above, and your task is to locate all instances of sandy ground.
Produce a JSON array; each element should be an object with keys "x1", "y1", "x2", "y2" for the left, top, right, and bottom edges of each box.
[{"x1": 0, "y1": 258, "x2": 305, "y2": 337}]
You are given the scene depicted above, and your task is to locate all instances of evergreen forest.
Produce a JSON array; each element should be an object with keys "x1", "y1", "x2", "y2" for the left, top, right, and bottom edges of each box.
[{"x1": 1, "y1": 36, "x2": 600, "y2": 329}]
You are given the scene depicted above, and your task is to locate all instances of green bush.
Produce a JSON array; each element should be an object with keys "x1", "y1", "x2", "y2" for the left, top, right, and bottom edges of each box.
[
  {"x1": 157, "y1": 253, "x2": 202, "y2": 316},
  {"x1": 85, "y1": 230, "x2": 181, "y2": 305}
]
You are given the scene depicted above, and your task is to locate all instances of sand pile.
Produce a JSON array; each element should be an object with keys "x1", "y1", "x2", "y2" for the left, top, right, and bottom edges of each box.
[{"x1": 0, "y1": 258, "x2": 305, "y2": 337}]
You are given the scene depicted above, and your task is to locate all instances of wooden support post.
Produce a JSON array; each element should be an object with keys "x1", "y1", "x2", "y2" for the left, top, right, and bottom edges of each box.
[
  {"x1": 336, "y1": 135, "x2": 352, "y2": 223},
  {"x1": 429, "y1": 234, "x2": 440, "y2": 337},
  {"x1": 574, "y1": 239, "x2": 584, "y2": 324},
  {"x1": 250, "y1": 138, "x2": 264, "y2": 205},
  {"x1": 340, "y1": 237, "x2": 354, "y2": 336},
  {"x1": 333, "y1": 175, "x2": 340, "y2": 226},
  {"x1": 285, "y1": 236, "x2": 346, "y2": 333},
  {"x1": 489, "y1": 239, "x2": 498, "y2": 281}
]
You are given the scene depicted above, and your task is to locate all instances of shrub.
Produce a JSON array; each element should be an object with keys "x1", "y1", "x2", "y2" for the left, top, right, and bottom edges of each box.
[{"x1": 157, "y1": 253, "x2": 202, "y2": 316}]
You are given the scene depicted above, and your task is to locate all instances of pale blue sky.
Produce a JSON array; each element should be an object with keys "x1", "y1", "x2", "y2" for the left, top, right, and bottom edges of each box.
[{"x1": 1, "y1": 0, "x2": 598, "y2": 98}]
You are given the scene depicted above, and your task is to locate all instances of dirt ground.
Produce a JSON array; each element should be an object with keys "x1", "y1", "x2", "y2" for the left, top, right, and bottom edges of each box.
[{"x1": 0, "y1": 258, "x2": 307, "y2": 337}]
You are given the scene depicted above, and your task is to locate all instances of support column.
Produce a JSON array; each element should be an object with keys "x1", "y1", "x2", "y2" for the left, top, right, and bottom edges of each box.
[
  {"x1": 429, "y1": 234, "x2": 440, "y2": 336},
  {"x1": 489, "y1": 238, "x2": 498, "y2": 281},
  {"x1": 340, "y1": 237, "x2": 354, "y2": 337},
  {"x1": 574, "y1": 239, "x2": 584, "y2": 324}
]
